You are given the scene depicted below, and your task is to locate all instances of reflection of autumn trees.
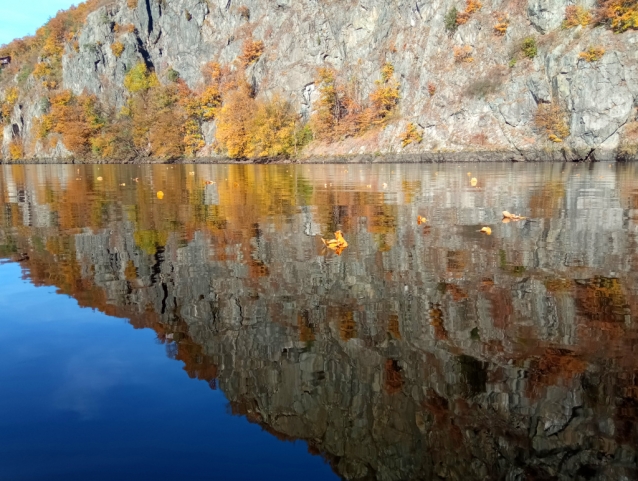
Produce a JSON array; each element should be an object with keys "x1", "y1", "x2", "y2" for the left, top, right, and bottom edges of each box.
[
  {"x1": 384, "y1": 359, "x2": 403, "y2": 394},
  {"x1": 3, "y1": 164, "x2": 638, "y2": 479},
  {"x1": 526, "y1": 348, "x2": 587, "y2": 399},
  {"x1": 529, "y1": 181, "x2": 566, "y2": 218},
  {"x1": 575, "y1": 277, "x2": 628, "y2": 323}
]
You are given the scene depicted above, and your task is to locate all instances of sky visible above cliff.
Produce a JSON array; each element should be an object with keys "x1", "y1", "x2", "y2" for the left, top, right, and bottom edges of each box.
[{"x1": 0, "y1": 0, "x2": 76, "y2": 45}]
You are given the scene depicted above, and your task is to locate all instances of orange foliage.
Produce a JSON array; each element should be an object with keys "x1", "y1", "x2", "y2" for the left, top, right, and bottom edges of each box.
[
  {"x1": 39, "y1": 90, "x2": 105, "y2": 157},
  {"x1": 215, "y1": 82, "x2": 257, "y2": 158},
  {"x1": 240, "y1": 39, "x2": 265, "y2": 67},
  {"x1": 311, "y1": 64, "x2": 399, "y2": 142},
  {"x1": 493, "y1": 14, "x2": 509, "y2": 36},
  {"x1": 454, "y1": 45, "x2": 474, "y2": 63},
  {"x1": 456, "y1": 0, "x2": 482, "y2": 25}
]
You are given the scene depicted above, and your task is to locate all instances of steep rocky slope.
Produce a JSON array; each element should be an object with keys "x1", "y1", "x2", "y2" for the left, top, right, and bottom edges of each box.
[{"x1": 1, "y1": 0, "x2": 638, "y2": 162}]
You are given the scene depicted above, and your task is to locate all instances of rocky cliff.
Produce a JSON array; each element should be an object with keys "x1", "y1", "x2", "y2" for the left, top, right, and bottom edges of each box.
[{"x1": 1, "y1": 0, "x2": 638, "y2": 162}]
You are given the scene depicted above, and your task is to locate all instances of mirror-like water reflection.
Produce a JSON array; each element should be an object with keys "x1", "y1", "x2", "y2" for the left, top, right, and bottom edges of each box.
[{"x1": 1, "y1": 163, "x2": 637, "y2": 480}]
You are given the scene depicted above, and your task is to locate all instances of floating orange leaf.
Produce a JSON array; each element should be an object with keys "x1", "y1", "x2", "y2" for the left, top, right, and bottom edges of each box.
[
  {"x1": 417, "y1": 215, "x2": 427, "y2": 225},
  {"x1": 157, "y1": 191, "x2": 164, "y2": 200}
]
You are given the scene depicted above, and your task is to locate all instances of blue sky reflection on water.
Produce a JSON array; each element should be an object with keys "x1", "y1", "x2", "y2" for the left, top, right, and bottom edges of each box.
[{"x1": 0, "y1": 262, "x2": 339, "y2": 481}]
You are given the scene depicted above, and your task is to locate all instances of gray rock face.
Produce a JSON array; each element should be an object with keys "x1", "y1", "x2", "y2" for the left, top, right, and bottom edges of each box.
[
  {"x1": 528, "y1": 0, "x2": 570, "y2": 33},
  {"x1": 2, "y1": 0, "x2": 638, "y2": 161}
]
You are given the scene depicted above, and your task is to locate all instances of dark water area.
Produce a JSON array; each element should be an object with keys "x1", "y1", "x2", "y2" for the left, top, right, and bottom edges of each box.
[{"x1": 0, "y1": 162, "x2": 637, "y2": 481}]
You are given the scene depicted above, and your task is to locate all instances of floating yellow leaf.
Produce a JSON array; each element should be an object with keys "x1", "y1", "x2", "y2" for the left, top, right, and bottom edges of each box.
[
  {"x1": 322, "y1": 230, "x2": 348, "y2": 253},
  {"x1": 157, "y1": 191, "x2": 164, "y2": 200},
  {"x1": 417, "y1": 215, "x2": 427, "y2": 225},
  {"x1": 120, "y1": 183, "x2": 126, "y2": 186},
  {"x1": 480, "y1": 227, "x2": 492, "y2": 235},
  {"x1": 470, "y1": 177, "x2": 478, "y2": 187},
  {"x1": 502, "y1": 211, "x2": 526, "y2": 221},
  {"x1": 96, "y1": 176, "x2": 103, "y2": 181}
]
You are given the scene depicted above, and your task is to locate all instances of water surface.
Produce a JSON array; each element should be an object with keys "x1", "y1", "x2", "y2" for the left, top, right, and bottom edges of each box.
[{"x1": 1, "y1": 163, "x2": 637, "y2": 480}]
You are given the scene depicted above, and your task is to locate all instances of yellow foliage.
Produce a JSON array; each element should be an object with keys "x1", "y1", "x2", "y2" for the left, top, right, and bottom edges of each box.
[
  {"x1": 535, "y1": 102, "x2": 570, "y2": 142},
  {"x1": 246, "y1": 95, "x2": 298, "y2": 158},
  {"x1": 134, "y1": 229, "x2": 168, "y2": 256},
  {"x1": 310, "y1": 68, "x2": 339, "y2": 140},
  {"x1": 9, "y1": 140, "x2": 24, "y2": 160},
  {"x1": 183, "y1": 119, "x2": 205, "y2": 156},
  {"x1": 579, "y1": 46, "x2": 605, "y2": 62},
  {"x1": 111, "y1": 41, "x2": 125, "y2": 58},
  {"x1": 33, "y1": 62, "x2": 52, "y2": 79},
  {"x1": 597, "y1": 0, "x2": 638, "y2": 32},
  {"x1": 564, "y1": 6, "x2": 592, "y2": 27},
  {"x1": 1, "y1": 87, "x2": 19, "y2": 122},
  {"x1": 198, "y1": 85, "x2": 222, "y2": 120},
  {"x1": 369, "y1": 63, "x2": 400, "y2": 124},
  {"x1": 124, "y1": 62, "x2": 159, "y2": 93},
  {"x1": 90, "y1": 131, "x2": 117, "y2": 158},
  {"x1": 400, "y1": 123, "x2": 423, "y2": 147}
]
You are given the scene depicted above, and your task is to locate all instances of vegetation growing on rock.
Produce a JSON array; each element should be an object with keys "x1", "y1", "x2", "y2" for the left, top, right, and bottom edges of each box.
[{"x1": 0, "y1": 0, "x2": 637, "y2": 161}]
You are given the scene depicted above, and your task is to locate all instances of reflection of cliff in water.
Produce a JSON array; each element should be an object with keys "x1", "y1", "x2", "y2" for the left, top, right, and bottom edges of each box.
[{"x1": 1, "y1": 163, "x2": 638, "y2": 480}]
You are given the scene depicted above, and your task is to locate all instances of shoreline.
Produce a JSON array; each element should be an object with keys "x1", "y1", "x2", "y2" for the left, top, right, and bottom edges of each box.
[{"x1": 2, "y1": 150, "x2": 631, "y2": 165}]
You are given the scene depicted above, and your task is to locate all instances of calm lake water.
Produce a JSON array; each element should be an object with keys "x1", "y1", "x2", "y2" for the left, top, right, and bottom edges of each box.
[{"x1": 0, "y1": 162, "x2": 637, "y2": 480}]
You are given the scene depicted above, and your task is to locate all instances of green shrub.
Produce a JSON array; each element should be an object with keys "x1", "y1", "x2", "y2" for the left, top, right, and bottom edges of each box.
[
  {"x1": 445, "y1": 7, "x2": 459, "y2": 32},
  {"x1": 167, "y1": 68, "x2": 180, "y2": 82},
  {"x1": 521, "y1": 37, "x2": 537, "y2": 59}
]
